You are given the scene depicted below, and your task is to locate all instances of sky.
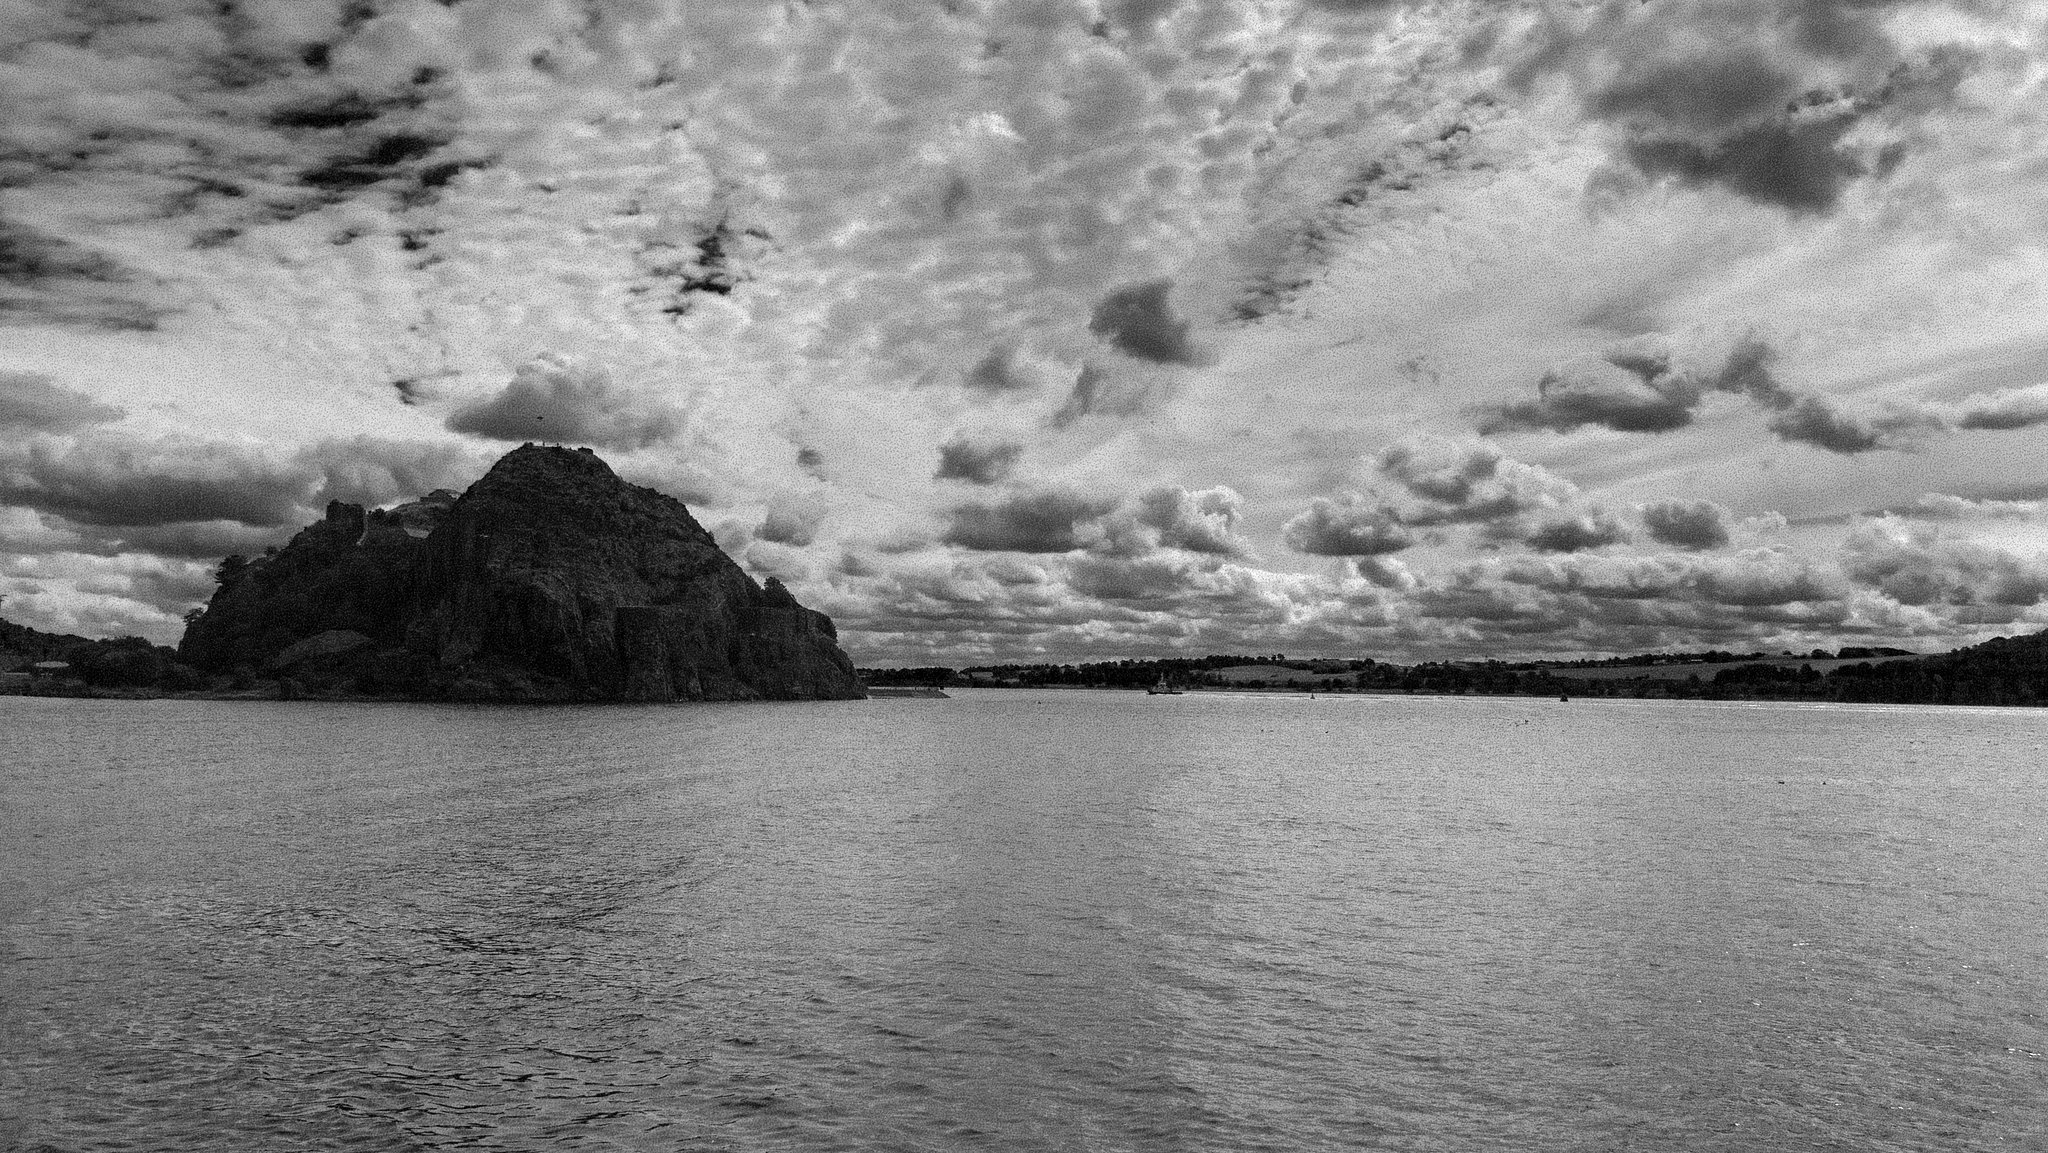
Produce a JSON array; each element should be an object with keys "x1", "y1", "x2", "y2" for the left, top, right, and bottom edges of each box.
[{"x1": 5, "y1": 0, "x2": 2048, "y2": 665}]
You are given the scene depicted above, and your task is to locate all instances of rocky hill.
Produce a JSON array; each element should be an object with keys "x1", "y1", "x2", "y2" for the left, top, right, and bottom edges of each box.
[{"x1": 179, "y1": 444, "x2": 863, "y2": 702}]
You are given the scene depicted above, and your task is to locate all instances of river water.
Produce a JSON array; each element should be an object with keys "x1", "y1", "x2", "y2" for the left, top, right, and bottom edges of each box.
[{"x1": 3, "y1": 690, "x2": 2045, "y2": 1151}]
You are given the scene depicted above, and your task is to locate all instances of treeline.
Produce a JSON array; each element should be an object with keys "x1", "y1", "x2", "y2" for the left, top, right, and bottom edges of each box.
[
  {"x1": 1, "y1": 622, "x2": 210, "y2": 695},
  {"x1": 862, "y1": 654, "x2": 1375, "y2": 689},
  {"x1": 860, "y1": 633, "x2": 2048, "y2": 707},
  {"x1": 1540, "y1": 645, "x2": 1913, "y2": 669}
]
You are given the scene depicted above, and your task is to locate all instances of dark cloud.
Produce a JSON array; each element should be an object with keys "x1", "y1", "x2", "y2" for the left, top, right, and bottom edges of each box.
[
  {"x1": 1764, "y1": 395, "x2": 1938, "y2": 455},
  {"x1": 1050, "y1": 362, "x2": 1154, "y2": 428},
  {"x1": 1484, "y1": 335, "x2": 1952, "y2": 454},
  {"x1": 0, "y1": 432, "x2": 483, "y2": 534},
  {"x1": 1486, "y1": 337, "x2": 1797, "y2": 436},
  {"x1": 1623, "y1": 113, "x2": 1869, "y2": 216},
  {"x1": 268, "y1": 89, "x2": 425, "y2": 132},
  {"x1": 757, "y1": 503, "x2": 825, "y2": 547},
  {"x1": 1521, "y1": 1, "x2": 1968, "y2": 215},
  {"x1": 962, "y1": 344, "x2": 1037, "y2": 394},
  {"x1": 62, "y1": 520, "x2": 294, "y2": 562},
  {"x1": 1232, "y1": 96, "x2": 1504, "y2": 324},
  {"x1": 0, "y1": 436, "x2": 318, "y2": 528},
  {"x1": 942, "y1": 489, "x2": 1119, "y2": 553},
  {"x1": 1483, "y1": 350, "x2": 1704, "y2": 434},
  {"x1": 646, "y1": 216, "x2": 766, "y2": 318},
  {"x1": 1088, "y1": 279, "x2": 1208, "y2": 366},
  {"x1": 1050, "y1": 364, "x2": 1103, "y2": 429},
  {"x1": 1842, "y1": 521, "x2": 2048, "y2": 607},
  {"x1": 1067, "y1": 553, "x2": 1220, "y2": 605},
  {"x1": 1953, "y1": 384, "x2": 2048, "y2": 431},
  {"x1": 1376, "y1": 437, "x2": 1576, "y2": 525},
  {"x1": 447, "y1": 357, "x2": 682, "y2": 450},
  {"x1": 1407, "y1": 550, "x2": 1852, "y2": 652},
  {"x1": 0, "y1": 372, "x2": 126, "y2": 432},
  {"x1": 1, "y1": 219, "x2": 129, "y2": 287},
  {"x1": 0, "y1": 219, "x2": 166, "y2": 331},
  {"x1": 1355, "y1": 556, "x2": 1417, "y2": 591},
  {"x1": 937, "y1": 175, "x2": 971, "y2": 221},
  {"x1": 1281, "y1": 494, "x2": 1412, "y2": 556},
  {"x1": 934, "y1": 437, "x2": 1023, "y2": 485},
  {"x1": 1640, "y1": 498, "x2": 1732, "y2": 550},
  {"x1": 300, "y1": 132, "x2": 449, "y2": 192},
  {"x1": 1525, "y1": 510, "x2": 1630, "y2": 553},
  {"x1": 1587, "y1": 48, "x2": 1800, "y2": 131},
  {"x1": 796, "y1": 446, "x2": 826, "y2": 478}
]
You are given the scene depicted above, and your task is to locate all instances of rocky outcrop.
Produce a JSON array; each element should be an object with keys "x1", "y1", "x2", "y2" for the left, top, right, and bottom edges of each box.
[{"x1": 179, "y1": 445, "x2": 863, "y2": 702}]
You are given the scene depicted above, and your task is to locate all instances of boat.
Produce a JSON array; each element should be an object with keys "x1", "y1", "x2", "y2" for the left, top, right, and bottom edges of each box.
[{"x1": 1146, "y1": 675, "x2": 1183, "y2": 695}]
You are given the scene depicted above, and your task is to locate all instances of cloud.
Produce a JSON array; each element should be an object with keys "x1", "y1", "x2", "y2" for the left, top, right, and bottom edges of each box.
[
  {"x1": 1483, "y1": 349, "x2": 1705, "y2": 435},
  {"x1": 1763, "y1": 395, "x2": 1939, "y2": 455},
  {"x1": 1640, "y1": 498, "x2": 1733, "y2": 550},
  {"x1": 1091, "y1": 485, "x2": 1253, "y2": 559},
  {"x1": 757, "y1": 499, "x2": 826, "y2": 547},
  {"x1": 0, "y1": 218, "x2": 166, "y2": 331},
  {"x1": 446, "y1": 355, "x2": 683, "y2": 451},
  {"x1": 942, "y1": 488, "x2": 1120, "y2": 553},
  {"x1": 1515, "y1": 1, "x2": 1966, "y2": 215},
  {"x1": 934, "y1": 436, "x2": 1024, "y2": 485},
  {"x1": 1950, "y1": 383, "x2": 2048, "y2": 431},
  {"x1": 1621, "y1": 109, "x2": 1871, "y2": 217},
  {"x1": 1087, "y1": 279, "x2": 1208, "y2": 366},
  {"x1": 1891, "y1": 493, "x2": 2048, "y2": 522},
  {"x1": 1525, "y1": 509, "x2": 1630, "y2": 553},
  {"x1": 1409, "y1": 548, "x2": 1855, "y2": 654},
  {"x1": 301, "y1": 436, "x2": 486, "y2": 509},
  {"x1": 1282, "y1": 493, "x2": 1412, "y2": 556},
  {"x1": 0, "y1": 431, "x2": 483, "y2": 532},
  {"x1": 1130, "y1": 486, "x2": 1249, "y2": 557},
  {"x1": 1354, "y1": 555, "x2": 1417, "y2": 591},
  {"x1": 0, "y1": 435, "x2": 320, "y2": 529},
  {"x1": 961, "y1": 345, "x2": 1040, "y2": 395},
  {"x1": 1484, "y1": 336, "x2": 1794, "y2": 437},
  {"x1": 1485, "y1": 336, "x2": 1983, "y2": 455},
  {"x1": 1050, "y1": 362, "x2": 1157, "y2": 428},
  {"x1": 0, "y1": 372, "x2": 126, "y2": 432},
  {"x1": 1282, "y1": 437, "x2": 1583, "y2": 557},
  {"x1": 1841, "y1": 519, "x2": 2048, "y2": 607},
  {"x1": 1376, "y1": 435, "x2": 1578, "y2": 525},
  {"x1": 1584, "y1": 47, "x2": 1803, "y2": 134}
]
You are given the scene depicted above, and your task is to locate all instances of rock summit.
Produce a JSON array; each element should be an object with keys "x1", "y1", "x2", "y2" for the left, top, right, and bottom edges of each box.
[{"x1": 179, "y1": 444, "x2": 864, "y2": 701}]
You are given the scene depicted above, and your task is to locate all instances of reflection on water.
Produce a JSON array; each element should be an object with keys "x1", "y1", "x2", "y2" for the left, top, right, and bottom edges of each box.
[{"x1": 3, "y1": 692, "x2": 2046, "y2": 1151}]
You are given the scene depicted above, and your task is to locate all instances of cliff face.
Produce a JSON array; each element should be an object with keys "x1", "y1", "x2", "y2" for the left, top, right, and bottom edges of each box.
[{"x1": 179, "y1": 445, "x2": 863, "y2": 702}]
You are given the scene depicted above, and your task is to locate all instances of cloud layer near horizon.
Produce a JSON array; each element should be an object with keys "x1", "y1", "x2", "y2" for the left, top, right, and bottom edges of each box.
[{"x1": 5, "y1": 0, "x2": 2048, "y2": 662}]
